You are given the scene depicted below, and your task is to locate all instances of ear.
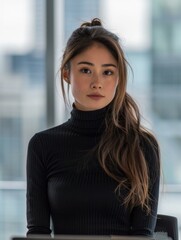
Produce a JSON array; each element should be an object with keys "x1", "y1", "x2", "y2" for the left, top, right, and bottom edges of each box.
[{"x1": 63, "y1": 69, "x2": 70, "y2": 84}]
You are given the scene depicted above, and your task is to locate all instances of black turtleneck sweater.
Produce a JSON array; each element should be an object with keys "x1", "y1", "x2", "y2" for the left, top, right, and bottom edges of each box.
[{"x1": 26, "y1": 105, "x2": 160, "y2": 236}]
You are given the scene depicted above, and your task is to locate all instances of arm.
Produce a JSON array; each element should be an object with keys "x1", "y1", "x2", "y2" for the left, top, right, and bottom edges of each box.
[
  {"x1": 26, "y1": 134, "x2": 52, "y2": 235},
  {"x1": 130, "y1": 136, "x2": 160, "y2": 236}
]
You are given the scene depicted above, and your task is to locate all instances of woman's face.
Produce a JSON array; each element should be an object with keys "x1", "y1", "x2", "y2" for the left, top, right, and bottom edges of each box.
[{"x1": 65, "y1": 42, "x2": 119, "y2": 111}]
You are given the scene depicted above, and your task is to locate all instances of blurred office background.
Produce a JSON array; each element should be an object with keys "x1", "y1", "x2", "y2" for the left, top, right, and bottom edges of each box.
[{"x1": 0, "y1": 0, "x2": 181, "y2": 239}]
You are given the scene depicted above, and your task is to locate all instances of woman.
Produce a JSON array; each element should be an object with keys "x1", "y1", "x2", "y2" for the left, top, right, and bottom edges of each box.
[{"x1": 26, "y1": 18, "x2": 160, "y2": 237}]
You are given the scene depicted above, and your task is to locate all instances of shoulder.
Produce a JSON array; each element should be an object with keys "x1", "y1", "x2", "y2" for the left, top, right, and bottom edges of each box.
[
  {"x1": 28, "y1": 122, "x2": 68, "y2": 150},
  {"x1": 140, "y1": 131, "x2": 160, "y2": 159},
  {"x1": 37, "y1": 122, "x2": 68, "y2": 137},
  {"x1": 140, "y1": 131, "x2": 160, "y2": 178}
]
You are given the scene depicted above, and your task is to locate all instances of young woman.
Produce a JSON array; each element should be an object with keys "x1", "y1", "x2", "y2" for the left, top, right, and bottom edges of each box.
[{"x1": 26, "y1": 18, "x2": 160, "y2": 237}]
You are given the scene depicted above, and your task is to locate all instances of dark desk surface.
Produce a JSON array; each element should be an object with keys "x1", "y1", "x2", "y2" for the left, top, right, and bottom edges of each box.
[{"x1": 12, "y1": 235, "x2": 155, "y2": 240}]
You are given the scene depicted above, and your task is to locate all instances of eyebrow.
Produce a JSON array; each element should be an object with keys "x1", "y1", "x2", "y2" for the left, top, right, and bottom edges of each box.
[{"x1": 77, "y1": 61, "x2": 117, "y2": 68}]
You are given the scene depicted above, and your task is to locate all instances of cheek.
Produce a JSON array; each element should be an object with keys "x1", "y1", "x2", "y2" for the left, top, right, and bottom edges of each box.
[
  {"x1": 70, "y1": 78, "x2": 86, "y2": 97},
  {"x1": 114, "y1": 78, "x2": 119, "y2": 89},
  {"x1": 71, "y1": 81, "x2": 82, "y2": 91},
  {"x1": 108, "y1": 78, "x2": 119, "y2": 93}
]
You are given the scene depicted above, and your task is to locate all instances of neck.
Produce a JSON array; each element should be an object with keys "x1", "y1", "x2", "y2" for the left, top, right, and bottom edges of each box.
[{"x1": 68, "y1": 104, "x2": 111, "y2": 136}]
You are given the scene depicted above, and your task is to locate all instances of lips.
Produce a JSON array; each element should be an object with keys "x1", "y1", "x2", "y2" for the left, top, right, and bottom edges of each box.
[
  {"x1": 87, "y1": 93, "x2": 105, "y2": 100},
  {"x1": 87, "y1": 95, "x2": 104, "y2": 97},
  {"x1": 87, "y1": 93, "x2": 104, "y2": 97}
]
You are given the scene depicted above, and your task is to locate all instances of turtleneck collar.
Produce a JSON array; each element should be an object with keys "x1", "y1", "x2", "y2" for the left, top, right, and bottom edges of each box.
[{"x1": 67, "y1": 104, "x2": 111, "y2": 136}]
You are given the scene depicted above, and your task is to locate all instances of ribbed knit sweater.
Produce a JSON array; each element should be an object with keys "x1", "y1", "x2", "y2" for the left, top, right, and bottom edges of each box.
[{"x1": 26, "y1": 105, "x2": 160, "y2": 236}]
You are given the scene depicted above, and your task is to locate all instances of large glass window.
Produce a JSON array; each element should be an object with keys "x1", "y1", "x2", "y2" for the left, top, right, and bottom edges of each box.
[
  {"x1": 152, "y1": 0, "x2": 181, "y2": 186},
  {"x1": 0, "y1": 0, "x2": 46, "y2": 239},
  {"x1": 152, "y1": 0, "x2": 181, "y2": 236}
]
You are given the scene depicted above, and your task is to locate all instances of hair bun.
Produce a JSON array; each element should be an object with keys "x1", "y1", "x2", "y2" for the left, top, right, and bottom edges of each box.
[{"x1": 80, "y1": 18, "x2": 102, "y2": 28}]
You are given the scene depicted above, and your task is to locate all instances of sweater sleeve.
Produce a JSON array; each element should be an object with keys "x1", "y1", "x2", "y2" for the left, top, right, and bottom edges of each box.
[
  {"x1": 26, "y1": 134, "x2": 52, "y2": 235},
  {"x1": 129, "y1": 135, "x2": 160, "y2": 236}
]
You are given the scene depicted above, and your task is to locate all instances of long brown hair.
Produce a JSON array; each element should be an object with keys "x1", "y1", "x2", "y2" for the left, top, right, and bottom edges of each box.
[{"x1": 60, "y1": 18, "x2": 160, "y2": 213}]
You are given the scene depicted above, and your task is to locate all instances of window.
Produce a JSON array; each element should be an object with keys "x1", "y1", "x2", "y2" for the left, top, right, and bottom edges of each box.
[{"x1": 0, "y1": 0, "x2": 46, "y2": 238}]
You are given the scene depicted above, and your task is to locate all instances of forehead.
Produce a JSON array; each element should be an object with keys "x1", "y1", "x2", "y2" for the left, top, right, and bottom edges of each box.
[{"x1": 71, "y1": 42, "x2": 117, "y2": 64}]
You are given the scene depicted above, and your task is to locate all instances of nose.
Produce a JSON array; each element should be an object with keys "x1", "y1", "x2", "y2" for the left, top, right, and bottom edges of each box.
[{"x1": 90, "y1": 75, "x2": 102, "y2": 89}]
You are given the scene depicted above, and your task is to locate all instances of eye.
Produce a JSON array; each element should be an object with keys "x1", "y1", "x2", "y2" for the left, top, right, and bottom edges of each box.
[
  {"x1": 103, "y1": 70, "x2": 114, "y2": 76},
  {"x1": 80, "y1": 68, "x2": 91, "y2": 74}
]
